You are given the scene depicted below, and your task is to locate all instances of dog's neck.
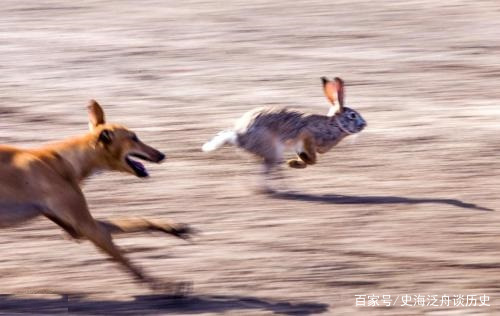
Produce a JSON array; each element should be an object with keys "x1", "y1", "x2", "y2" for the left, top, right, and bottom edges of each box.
[{"x1": 40, "y1": 134, "x2": 106, "y2": 182}]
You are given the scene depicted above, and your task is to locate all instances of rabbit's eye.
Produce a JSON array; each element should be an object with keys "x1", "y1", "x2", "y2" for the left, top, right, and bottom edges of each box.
[{"x1": 349, "y1": 112, "x2": 357, "y2": 119}]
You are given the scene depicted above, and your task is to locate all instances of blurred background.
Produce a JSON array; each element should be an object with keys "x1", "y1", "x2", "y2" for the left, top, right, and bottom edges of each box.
[{"x1": 1, "y1": 0, "x2": 500, "y2": 315}]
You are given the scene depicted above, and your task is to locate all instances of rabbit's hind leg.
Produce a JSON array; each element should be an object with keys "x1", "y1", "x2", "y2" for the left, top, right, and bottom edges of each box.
[
  {"x1": 258, "y1": 157, "x2": 283, "y2": 193},
  {"x1": 240, "y1": 129, "x2": 284, "y2": 192},
  {"x1": 259, "y1": 139, "x2": 285, "y2": 192},
  {"x1": 262, "y1": 141, "x2": 284, "y2": 180}
]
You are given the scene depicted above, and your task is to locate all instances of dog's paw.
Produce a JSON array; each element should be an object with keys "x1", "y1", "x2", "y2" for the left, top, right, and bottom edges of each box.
[
  {"x1": 169, "y1": 223, "x2": 194, "y2": 240},
  {"x1": 150, "y1": 220, "x2": 194, "y2": 240}
]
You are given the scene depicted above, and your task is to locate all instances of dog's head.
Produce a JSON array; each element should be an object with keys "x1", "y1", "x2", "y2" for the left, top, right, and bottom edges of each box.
[{"x1": 87, "y1": 100, "x2": 165, "y2": 178}]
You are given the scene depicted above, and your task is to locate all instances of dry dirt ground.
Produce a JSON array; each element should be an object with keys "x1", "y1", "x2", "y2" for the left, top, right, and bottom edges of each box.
[{"x1": 1, "y1": 1, "x2": 500, "y2": 315}]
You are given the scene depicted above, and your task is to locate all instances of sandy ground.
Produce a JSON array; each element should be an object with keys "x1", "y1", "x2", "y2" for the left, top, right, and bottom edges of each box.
[{"x1": 1, "y1": 0, "x2": 500, "y2": 315}]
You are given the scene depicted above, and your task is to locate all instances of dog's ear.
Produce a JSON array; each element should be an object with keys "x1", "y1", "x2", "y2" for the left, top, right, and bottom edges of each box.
[
  {"x1": 321, "y1": 77, "x2": 345, "y2": 114},
  {"x1": 87, "y1": 100, "x2": 106, "y2": 131},
  {"x1": 98, "y1": 129, "x2": 114, "y2": 145}
]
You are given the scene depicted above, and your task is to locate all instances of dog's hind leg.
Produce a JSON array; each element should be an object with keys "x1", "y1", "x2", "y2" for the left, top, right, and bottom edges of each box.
[{"x1": 96, "y1": 218, "x2": 192, "y2": 240}]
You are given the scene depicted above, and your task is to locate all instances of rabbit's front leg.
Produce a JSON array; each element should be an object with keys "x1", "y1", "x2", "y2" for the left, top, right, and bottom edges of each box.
[
  {"x1": 287, "y1": 158, "x2": 307, "y2": 169},
  {"x1": 287, "y1": 134, "x2": 317, "y2": 168}
]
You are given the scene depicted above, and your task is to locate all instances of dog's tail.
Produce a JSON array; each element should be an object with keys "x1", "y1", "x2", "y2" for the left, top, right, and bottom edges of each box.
[{"x1": 202, "y1": 130, "x2": 238, "y2": 152}]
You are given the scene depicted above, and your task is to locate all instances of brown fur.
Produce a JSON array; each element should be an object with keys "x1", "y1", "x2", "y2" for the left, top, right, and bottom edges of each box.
[{"x1": 0, "y1": 100, "x2": 190, "y2": 291}]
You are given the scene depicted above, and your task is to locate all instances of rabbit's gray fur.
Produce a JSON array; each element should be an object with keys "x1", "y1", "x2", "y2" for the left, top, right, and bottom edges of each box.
[
  {"x1": 203, "y1": 106, "x2": 366, "y2": 176},
  {"x1": 202, "y1": 77, "x2": 366, "y2": 189}
]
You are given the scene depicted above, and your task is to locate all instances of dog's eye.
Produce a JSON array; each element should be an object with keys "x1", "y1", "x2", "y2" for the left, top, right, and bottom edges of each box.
[
  {"x1": 349, "y1": 112, "x2": 357, "y2": 119},
  {"x1": 131, "y1": 134, "x2": 139, "y2": 142}
]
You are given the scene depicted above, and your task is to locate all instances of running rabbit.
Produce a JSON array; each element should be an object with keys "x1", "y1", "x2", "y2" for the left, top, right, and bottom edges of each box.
[{"x1": 202, "y1": 77, "x2": 366, "y2": 185}]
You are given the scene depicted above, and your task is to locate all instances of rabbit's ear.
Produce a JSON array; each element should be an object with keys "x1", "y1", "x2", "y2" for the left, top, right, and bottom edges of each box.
[{"x1": 321, "y1": 77, "x2": 345, "y2": 113}]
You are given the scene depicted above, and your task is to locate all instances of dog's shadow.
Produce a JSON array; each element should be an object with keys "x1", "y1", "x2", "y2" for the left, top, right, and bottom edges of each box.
[
  {"x1": 270, "y1": 191, "x2": 493, "y2": 212},
  {"x1": 0, "y1": 293, "x2": 328, "y2": 315}
]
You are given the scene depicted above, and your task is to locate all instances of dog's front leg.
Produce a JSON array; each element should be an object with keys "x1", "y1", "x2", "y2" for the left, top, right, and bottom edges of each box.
[
  {"x1": 44, "y1": 189, "x2": 149, "y2": 282},
  {"x1": 44, "y1": 188, "x2": 191, "y2": 294},
  {"x1": 96, "y1": 218, "x2": 192, "y2": 240}
]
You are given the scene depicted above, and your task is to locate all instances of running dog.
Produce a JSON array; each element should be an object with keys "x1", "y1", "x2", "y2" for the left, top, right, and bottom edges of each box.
[{"x1": 0, "y1": 100, "x2": 191, "y2": 291}]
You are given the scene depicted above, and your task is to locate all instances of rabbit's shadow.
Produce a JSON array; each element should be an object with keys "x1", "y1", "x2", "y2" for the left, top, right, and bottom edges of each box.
[
  {"x1": 270, "y1": 191, "x2": 493, "y2": 212},
  {"x1": 0, "y1": 293, "x2": 328, "y2": 315}
]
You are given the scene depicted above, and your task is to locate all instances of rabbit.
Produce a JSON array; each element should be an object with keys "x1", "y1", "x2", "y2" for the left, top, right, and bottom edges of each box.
[{"x1": 202, "y1": 77, "x2": 366, "y2": 188}]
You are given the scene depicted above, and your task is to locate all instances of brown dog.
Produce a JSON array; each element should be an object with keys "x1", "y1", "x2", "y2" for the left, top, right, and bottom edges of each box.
[{"x1": 0, "y1": 100, "x2": 191, "y2": 291}]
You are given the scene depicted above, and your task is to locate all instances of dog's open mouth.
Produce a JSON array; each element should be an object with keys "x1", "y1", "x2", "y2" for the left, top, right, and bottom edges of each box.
[{"x1": 125, "y1": 153, "x2": 151, "y2": 178}]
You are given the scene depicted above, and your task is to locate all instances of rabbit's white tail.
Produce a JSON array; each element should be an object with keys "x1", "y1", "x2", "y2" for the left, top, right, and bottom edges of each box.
[{"x1": 202, "y1": 130, "x2": 238, "y2": 152}]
